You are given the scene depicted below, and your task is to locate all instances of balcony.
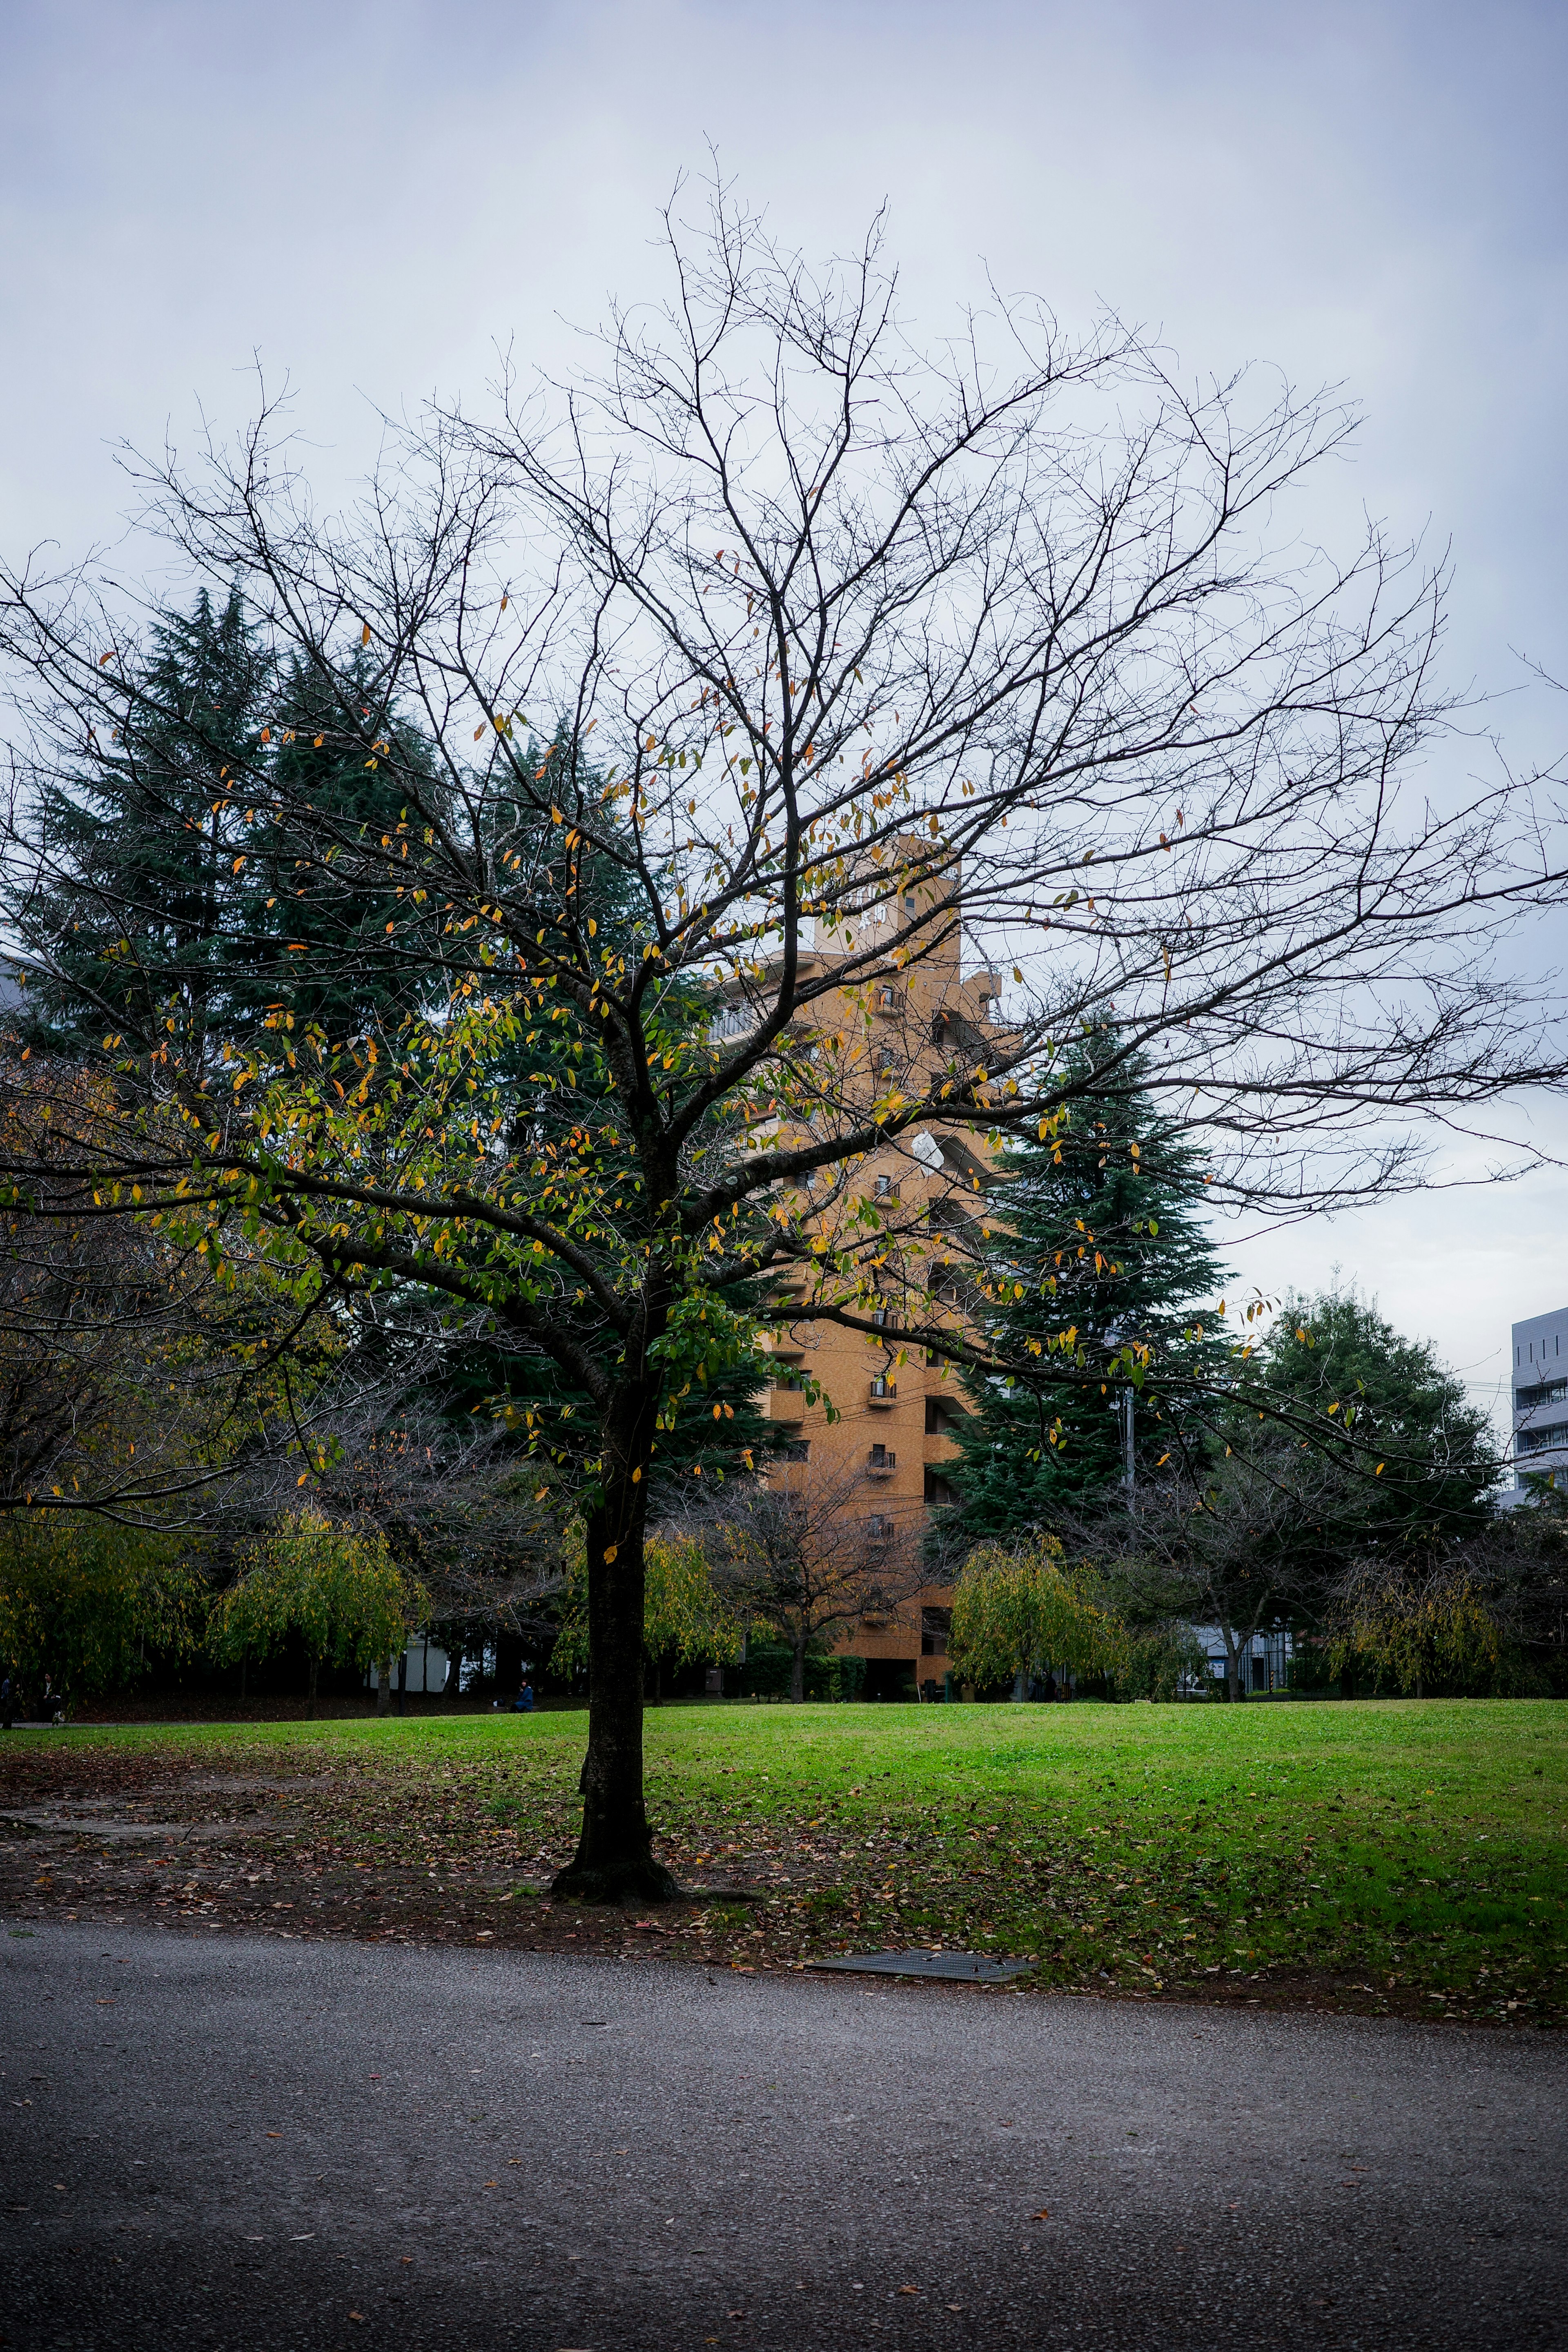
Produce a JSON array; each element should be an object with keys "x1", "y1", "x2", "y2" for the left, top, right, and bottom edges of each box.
[
  {"x1": 868, "y1": 1377, "x2": 897, "y2": 1409},
  {"x1": 769, "y1": 1386, "x2": 806, "y2": 1424},
  {"x1": 867, "y1": 1445, "x2": 897, "y2": 1477}
]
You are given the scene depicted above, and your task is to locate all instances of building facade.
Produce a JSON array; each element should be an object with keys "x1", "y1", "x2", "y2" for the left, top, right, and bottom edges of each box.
[
  {"x1": 737, "y1": 883, "x2": 1005, "y2": 1697},
  {"x1": 1511, "y1": 1307, "x2": 1568, "y2": 1491}
]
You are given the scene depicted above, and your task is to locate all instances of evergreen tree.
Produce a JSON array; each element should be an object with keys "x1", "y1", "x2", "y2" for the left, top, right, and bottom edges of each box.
[
  {"x1": 940, "y1": 1045, "x2": 1225, "y2": 1546},
  {"x1": 1252, "y1": 1287, "x2": 1501, "y2": 1561},
  {"x1": 22, "y1": 587, "x2": 272, "y2": 1058},
  {"x1": 18, "y1": 595, "x2": 444, "y2": 1060}
]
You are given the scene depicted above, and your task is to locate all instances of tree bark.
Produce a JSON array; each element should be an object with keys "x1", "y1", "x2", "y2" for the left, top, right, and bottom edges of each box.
[
  {"x1": 791, "y1": 1633, "x2": 807, "y2": 1703},
  {"x1": 552, "y1": 1378, "x2": 678, "y2": 1904}
]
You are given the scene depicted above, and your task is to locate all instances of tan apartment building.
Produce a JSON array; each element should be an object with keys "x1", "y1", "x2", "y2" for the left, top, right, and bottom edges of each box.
[{"x1": 727, "y1": 874, "x2": 1006, "y2": 1698}]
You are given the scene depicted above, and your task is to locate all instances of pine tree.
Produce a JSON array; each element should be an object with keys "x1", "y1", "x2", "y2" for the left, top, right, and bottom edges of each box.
[
  {"x1": 23, "y1": 587, "x2": 272, "y2": 1057},
  {"x1": 20, "y1": 595, "x2": 439, "y2": 1060},
  {"x1": 940, "y1": 1045, "x2": 1225, "y2": 1544}
]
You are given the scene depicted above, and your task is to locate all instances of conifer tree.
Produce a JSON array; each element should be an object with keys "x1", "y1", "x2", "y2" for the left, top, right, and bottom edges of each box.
[{"x1": 940, "y1": 1045, "x2": 1225, "y2": 1544}]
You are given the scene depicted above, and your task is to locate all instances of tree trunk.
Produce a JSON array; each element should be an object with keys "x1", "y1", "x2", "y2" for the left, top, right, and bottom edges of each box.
[
  {"x1": 307, "y1": 1653, "x2": 319, "y2": 1719},
  {"x1": 239, "y1": 1653, "x2": 247, "y2": 1706},
  {"x1": 376, "y1": 1657, "x2": 392, "y2": 1715},
  {"x1": 1012, "y1": 1668, "x2": 1029, "y2": 1703},
  {"x1": 791, "y1": 1634, "x2": 807, "y2": 1703},
  {"x1": 552, "y1": 1379, "x2": 678, "y2": 1904}
]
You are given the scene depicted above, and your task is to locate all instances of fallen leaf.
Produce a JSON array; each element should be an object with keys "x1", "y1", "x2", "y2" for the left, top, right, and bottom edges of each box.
[
  {"x1": 348, "y1": 2314, "x2": 364, "y2": 2325},
  {"x1": 1032, "y1": 2209, "x2": 1050, "y2": 2220},
  {"x1": 265, "y1": 2132, "x2": 283, "y2": 2139}
]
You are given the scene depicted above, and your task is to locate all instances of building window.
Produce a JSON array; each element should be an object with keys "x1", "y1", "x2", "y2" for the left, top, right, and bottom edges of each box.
[
  {"x1": 779, "y1": 1438, "x2": 810, "y2": 1461},
  {"x1": 925, "y1": 1398, "x2": 951, "y2": 1436},
  {"x1": 1517, "y1": 1419, "x2": 1568, "y2": 1457},
  {"x1": 921, "y1": 1607, "x2": 952, "y2": 1657},
  {"x1": 923, "y1": 1468, "x2": 954, "y2": 1506}
]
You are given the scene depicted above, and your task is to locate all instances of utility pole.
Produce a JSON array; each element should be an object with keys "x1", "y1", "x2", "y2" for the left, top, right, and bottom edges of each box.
[{"x1": 1106, "y1": 1323, "x2": 1135, "y2": 1493}]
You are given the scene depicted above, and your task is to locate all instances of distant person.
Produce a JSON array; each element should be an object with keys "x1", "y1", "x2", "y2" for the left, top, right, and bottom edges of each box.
[
  {"x1": 1042, "y1": 1672, "x2": 1057, "y2": 1704},
  {"x1": 515, "y1": 1682, "x2": 535, "y2": 1714}
]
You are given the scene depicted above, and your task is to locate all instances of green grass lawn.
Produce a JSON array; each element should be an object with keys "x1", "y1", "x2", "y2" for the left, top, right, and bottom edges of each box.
[{"x1": 5, "y1": 1698, "x2": 1565, "y2": 2024}]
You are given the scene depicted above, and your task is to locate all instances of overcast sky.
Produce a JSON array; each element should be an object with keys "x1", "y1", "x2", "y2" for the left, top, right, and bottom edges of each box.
[{"x1": 2, "y1": 0, "x2": 1564, "y2": 1437}]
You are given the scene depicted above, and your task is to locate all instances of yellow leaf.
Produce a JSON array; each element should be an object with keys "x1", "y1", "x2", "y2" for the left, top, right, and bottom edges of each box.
[
  {"x1": 361, "y1": 622, "x2": 371, "y2": 645},
  {"x1": 603, "y1": 1544, "x2": 618, "y2": 1564}
]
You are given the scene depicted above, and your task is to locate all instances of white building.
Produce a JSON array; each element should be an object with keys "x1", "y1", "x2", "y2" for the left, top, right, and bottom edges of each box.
[
  {"x1": 1188, "y1": 1624, "x2": 1294, "y2": 1695},
  {"x1": 1511, "y1": 1307, "x2": 1568, "y2": 1492}
]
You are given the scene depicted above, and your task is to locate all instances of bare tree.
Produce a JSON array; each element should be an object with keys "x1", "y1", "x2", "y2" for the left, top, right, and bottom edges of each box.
[
  {"x1": 675, "y1": 1453, "x2": 927, "y2": 1700},
  {"x1": 1, "y1": 185, "x2": 1564, "y2": 1893},
  {"x1": 1071, "y1": 1438, "x2": 1357, "y2": 1701}
]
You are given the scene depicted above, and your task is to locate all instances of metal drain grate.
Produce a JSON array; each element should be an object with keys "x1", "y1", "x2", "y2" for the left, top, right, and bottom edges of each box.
[{"x1": 809, "y1": 1948, "x2": 1034, "y2": 1983}]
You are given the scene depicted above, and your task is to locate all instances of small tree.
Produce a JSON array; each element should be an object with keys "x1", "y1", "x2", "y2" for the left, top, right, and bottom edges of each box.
[
  {"x1": 209, "y1": 1508, "x2": 423, "y2": 1714},
  {"x1": 552, "y1": 1523, "x2": 746, "y2": 1694},
  {"x1": 0, "y1": 1517, "x2": 203, "y2": 1707},
  {"x1": 949, "y1": 1532, "x2": 1126, "y2": 1697},
  {"x1": 681, "y1": 1457, "x2": 929, "y2": 1701},
  {"x1": 1330, "y1": 1557, "x2": 1507, "y2": 1697}
]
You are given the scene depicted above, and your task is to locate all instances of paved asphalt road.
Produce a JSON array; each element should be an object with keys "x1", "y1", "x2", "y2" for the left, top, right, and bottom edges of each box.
[{"x1": 1, "y1": 1923, "x2": 1564, "y2": 2351}]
